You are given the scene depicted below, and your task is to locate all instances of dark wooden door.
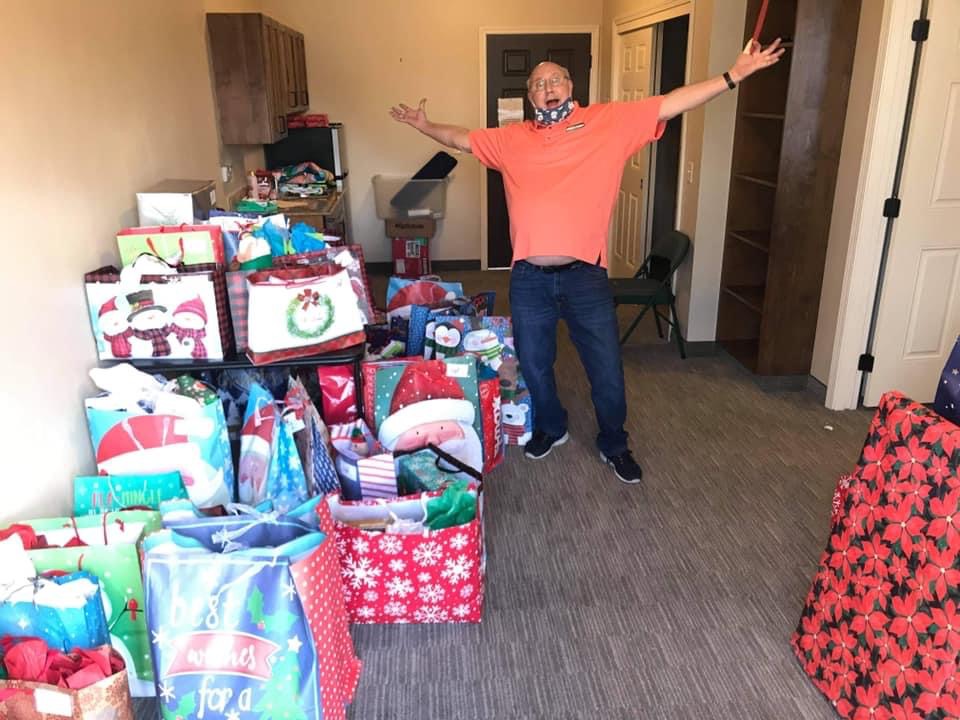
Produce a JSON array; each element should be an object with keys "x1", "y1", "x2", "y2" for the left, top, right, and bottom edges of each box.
[{"x1": 485, "y1": 33, "x2": 592, "y2": 267}]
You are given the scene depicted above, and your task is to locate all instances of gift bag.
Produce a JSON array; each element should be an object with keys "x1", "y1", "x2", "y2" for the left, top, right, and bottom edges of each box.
[
  {"x1": 246, "y1": 268, "x2": 366, "y2": 365},
  {"x1": 84, "y1": 263, "x2": 233, "y2": 361},
  {"x1": 934, "y1": 335, "x2": 960, "y2": 425},
  {"x1": 329, "y1": 420, "x2": 392, "y2": 501},
  {"x1": 478, "y1": 377, "x2": 504, "y2": 473},
  {"x1": 225, "y1": 268, "x2": 256, "y2": 352},
  {"x1": 0, "y1": 569, "x2": 110, "y2": 653},
  {"x1": 238, "y1": 383, "x2": 309, "y2": 513},
  {"x1": 12, "y1": 511, "x2": 161, "y2": 696},
  {"x1": 0, "y1": 645, "x2": 133, "y2": 720},
  {"x1": 86, "y1": 393, "x2": 234, "y2": 511},
  {"x1": 385, "y1": 277, "x2": 464, "y2": 320},
  {"x1": 367, "y1": 357, "x2": 484, "y2": 473},
  {"x1": 144, "y1": 513, "x2": 361, "y2": 720},
  {"x1": 275, "y1": 245, "x2": 379, "y2": 324},
  {"x1": 316, "y1": 364, "x2": 358, "y2": 425},
  {"x1": 395, "y1": 444, "x2": 478, "y2": 495},
  {"x1": 73, "y1": 471, "x2": 186, "y2": 516},
  {"x1": 328, "y1": 478, "x2": 484, "y2": 624},
  {"x1": 116, "y1": 224, "x2": 224, "y2": 267}
]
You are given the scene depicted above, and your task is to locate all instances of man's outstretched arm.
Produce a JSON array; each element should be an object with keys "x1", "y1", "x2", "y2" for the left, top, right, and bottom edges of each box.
[
  {"x1": 659, "y1": 39, "x2": 785, "y2": 122},
  {"x1": 390, "y1": 98, "x2": 472, "y2": 153}
]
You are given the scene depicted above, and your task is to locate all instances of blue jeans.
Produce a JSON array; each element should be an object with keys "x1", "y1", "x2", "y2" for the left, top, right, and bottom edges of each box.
[{"x1": 509, "y1": 260, "x2": 628, "y2": 457}]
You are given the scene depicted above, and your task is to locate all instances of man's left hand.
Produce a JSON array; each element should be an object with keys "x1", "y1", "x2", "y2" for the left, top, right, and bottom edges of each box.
[{"x1": 729, "y1": 38, "x2": 785, "y2": 83}]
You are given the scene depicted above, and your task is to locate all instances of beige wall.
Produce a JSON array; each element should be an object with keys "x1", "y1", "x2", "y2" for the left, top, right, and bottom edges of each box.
[
  {"x1": 0, "y1": 1, "x2": 254, "y2": 523},
  {"x1": 810, "y1": 0, "x2": 886, "y2": 384},
  {"x1": 259, "y1": 0, "x2": 602, "y2": 263}
]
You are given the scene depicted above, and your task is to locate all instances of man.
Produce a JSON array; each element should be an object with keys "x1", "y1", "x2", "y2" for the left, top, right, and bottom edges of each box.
[{"x1": 390, "y1": 39, "x2": 783, "y2": 484}]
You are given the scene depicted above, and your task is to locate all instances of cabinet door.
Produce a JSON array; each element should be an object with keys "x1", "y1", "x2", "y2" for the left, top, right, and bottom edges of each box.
[
  {"x1": 262, "y1": 19, "x2": 288, "y2": 140},
  {"x1": 281, "y1": 26, "x2": 299, "y2": 113},
  {"x1": 295, "y1": 33, "x2": 309, "y2": 109}
]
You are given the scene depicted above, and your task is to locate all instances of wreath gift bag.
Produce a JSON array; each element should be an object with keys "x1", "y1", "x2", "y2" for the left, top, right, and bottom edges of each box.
[{"x1": 246, "y1": 267, "x2": 366, "y2": 365}]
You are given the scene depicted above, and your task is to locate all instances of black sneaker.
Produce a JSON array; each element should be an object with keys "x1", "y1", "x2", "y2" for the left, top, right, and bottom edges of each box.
[
  {"x1": 600, "y1": 450, "x2": 643, "y2": 484},
  {"x1": 523, "y1": 430, "x2": 569, "y2": 459}
]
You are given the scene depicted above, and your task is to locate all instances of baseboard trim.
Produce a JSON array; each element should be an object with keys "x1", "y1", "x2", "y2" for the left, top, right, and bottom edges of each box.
[
  {"x1": 683, "y1": 341, "x2": 718, "y2": 357},
  {"x1": 368, "y1": 260, "x2": 482, "y2": 275}
]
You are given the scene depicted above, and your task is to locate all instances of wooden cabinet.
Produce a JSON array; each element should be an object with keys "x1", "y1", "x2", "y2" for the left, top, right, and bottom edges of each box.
[
  {"x1": 207, "y1": 13, "x2": 309, "y2": 145},
  {"x1": 716, "y1": 0, "x2": 861, "y2": 375}
]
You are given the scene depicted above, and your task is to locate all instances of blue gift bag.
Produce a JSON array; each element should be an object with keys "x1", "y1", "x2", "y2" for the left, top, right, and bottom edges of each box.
[
  {"x1": 73, "y1": 471, "x2": 187, "y2": 516},
  {"x1": 0, "y1": 571, "x2": 109, "y2": 652},
  {"x1": 145, "y1": 513, "x2": 360, "y2": 720},
  {"x1": 935, "y1": 335, "x2": 960, "y2": 425}
]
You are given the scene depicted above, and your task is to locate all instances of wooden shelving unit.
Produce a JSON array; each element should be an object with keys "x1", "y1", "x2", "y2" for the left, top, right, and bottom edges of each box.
[{"x1": 716, "y1": 0, "x2": 862, "y2": 376}]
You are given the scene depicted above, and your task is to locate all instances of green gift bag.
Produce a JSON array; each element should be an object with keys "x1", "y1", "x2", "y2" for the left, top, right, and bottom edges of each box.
[
  {"x1": 12, "y1": 510, "x2": 161, "y2": 697},
  {"x1": 73, "y1": 471, "x2": 187, "y2": 516}
]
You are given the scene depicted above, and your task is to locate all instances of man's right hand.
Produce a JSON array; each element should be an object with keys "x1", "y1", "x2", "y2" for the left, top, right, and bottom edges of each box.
[{"x1": 390, "y1": 98, "x2": 429, "y2": 131}]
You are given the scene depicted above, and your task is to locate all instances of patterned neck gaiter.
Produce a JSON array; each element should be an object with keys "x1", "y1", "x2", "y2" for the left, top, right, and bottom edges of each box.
[{"x1": 534, "y1": 98, "x2": 575, "y2": 125}]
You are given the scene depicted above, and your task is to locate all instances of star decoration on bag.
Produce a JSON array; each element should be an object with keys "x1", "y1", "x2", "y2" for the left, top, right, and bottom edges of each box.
[{"x1": 288, "y1": 635, "x2": 303, "y2": 653}]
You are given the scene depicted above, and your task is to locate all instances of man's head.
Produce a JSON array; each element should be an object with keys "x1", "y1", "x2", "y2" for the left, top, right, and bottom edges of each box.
[{"x1": 526, "y1": 61, "x2": 573, "y2": 111}]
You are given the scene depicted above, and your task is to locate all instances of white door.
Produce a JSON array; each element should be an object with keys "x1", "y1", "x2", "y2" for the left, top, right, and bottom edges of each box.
[
  {"x1": 865, "y1": 0, "x2": 960, "y2": 405},
  {"x1": 609, "y1": 25, "x2": 654, "y2": 279}
]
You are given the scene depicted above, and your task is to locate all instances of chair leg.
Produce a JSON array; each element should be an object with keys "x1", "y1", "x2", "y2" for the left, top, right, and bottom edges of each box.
[
  {"x1": 619, "y1": 304, "x2": 652, "y2": 346},
  {"x1": 669, "y1": 299, "x2": 686, "y2": 359},
  {"x1": 652, "y1": 305, "x2": 664, "y2": 338}
]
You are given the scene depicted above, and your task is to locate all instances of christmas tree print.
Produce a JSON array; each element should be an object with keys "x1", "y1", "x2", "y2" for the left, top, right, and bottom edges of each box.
[
  {"x1": 161, "y1": 690, "x2": 196, "y2": 720},
  {"x1": 252, "y1": 648, "x2": 308, "y2": 720},
  {"x1": 247, "y1": 587, "x2": 265, "y2": 629}
]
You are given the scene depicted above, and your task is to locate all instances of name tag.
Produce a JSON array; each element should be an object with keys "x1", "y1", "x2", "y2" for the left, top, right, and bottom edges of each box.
[{"x1": 566, "y1": 122, "x2": 586, "y2": 132}]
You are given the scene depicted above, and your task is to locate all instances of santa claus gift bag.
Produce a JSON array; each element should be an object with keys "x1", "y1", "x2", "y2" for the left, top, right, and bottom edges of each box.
[
  {"x1": 84, "y1": 261, "x2": 232, "y2": 361},
  {"x1": 85, "y1": 375, "x2": 234, "y2": 511},
  {"x1": 238, "y1": 383, "x2": 309, "y2": 514},
  {"x1": 144, "y1": 513, "x2": 361, "y2": 720},
  {"x1": 366, "y1": 357, "x2": 485, "y2": 473},
  {"x1": 246, "y1": 267, "x2": 366, "y2": 365}
]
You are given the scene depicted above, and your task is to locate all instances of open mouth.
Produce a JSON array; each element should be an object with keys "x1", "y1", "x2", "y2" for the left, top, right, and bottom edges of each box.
[{"x1": 545, "y1": 98, "x2": 561, "y2": 108}]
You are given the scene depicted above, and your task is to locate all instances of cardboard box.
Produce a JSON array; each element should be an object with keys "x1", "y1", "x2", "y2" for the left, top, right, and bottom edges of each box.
[
  {"x1": 385, "y1": 217, "x2": 436, "y2": 238},
  {"x1": 392, "y1": 237, "x2": 430, "y2": 278},
  {"x1": 137, "y1": 179, "x2": 216, "y2": 226}
]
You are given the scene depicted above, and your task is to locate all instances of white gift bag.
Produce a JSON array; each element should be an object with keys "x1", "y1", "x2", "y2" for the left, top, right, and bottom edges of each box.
[{"x1": 246, "y1": 268, "x2": 366, "y2": 355}]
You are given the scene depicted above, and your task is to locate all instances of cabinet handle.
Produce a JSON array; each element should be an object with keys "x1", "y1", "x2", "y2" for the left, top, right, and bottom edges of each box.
[
  {"x1": 289, "y1": 90, "x2": 297, "y2": 107},
  {"x1": 281, "y1": 115, "x2": 287, "y2": 134},
  {"x1": 300, "y1": 90, "x2": 308, "y2": 105}
]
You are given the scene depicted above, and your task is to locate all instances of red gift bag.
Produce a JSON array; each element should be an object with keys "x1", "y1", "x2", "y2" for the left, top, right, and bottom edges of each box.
[{"x1": 327, "y1": 482, "x2": 485, "y2": 624}]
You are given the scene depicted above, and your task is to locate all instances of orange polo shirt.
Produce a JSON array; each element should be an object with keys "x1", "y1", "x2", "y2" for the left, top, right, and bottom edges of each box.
[{"x1": 469, "y1": 97, "x2": 665, "y2": 267}]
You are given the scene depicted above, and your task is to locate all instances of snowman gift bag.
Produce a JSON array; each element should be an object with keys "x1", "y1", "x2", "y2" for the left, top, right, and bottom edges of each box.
[
  {"x1": 84, "y1": 262, "x2": 230, "y2": 361},
  {"x1": 144, "y1": 512, "x2": 361, "y2": 720}
]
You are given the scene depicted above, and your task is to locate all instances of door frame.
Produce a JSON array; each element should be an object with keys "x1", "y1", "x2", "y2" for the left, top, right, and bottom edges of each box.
[
  {"x1": 479, "y1": 25, "x2": 600, "y2": 270},
  {"x1": 610, "y1": 1, "x2": 692, "y2": 271},
  {"x1": 824, "y1": 0, "x2": 921, "y2": 409}
]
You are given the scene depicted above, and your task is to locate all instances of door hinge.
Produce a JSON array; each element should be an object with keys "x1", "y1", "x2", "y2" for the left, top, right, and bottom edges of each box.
[
  {"x1": 883, "y1": 197, "x2": 901, "y2": 218},
  {"x1": 912, "y1": 18, "x2": 930, "y2": 42},
  {"x1": 858, "y1": 353, "x2": 875, "y2": 373},
  {"x1": 588, "y1": 53, "x2": 593, "y2": 70}
]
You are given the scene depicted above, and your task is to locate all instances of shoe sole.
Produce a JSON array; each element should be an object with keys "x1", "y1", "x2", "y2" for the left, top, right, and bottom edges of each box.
[
  {"x1": 524, "y1": 432, "x2": 569, "y2": 459},
  {"x1": 600, "y1": 451, "x2": 643, "y2": 484}
]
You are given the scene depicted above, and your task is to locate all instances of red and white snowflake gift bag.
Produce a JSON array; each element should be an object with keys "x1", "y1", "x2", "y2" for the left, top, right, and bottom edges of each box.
[{"x1": 326, "y1": 490, "x2": 485, "y2": 624}]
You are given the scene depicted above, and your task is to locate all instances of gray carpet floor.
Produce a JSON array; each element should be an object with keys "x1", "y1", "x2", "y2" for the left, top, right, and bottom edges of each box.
[{"x1": 136, "y1": 269, "x2": 871, "y2": 719}]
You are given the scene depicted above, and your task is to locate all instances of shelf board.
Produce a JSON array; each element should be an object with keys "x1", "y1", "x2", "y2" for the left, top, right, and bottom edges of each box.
[
  {"x1": 728, "y1": 230, "x2": 771, "y2": 253},
  {"x1": 722, "y1": 284, "x2": 765, "y2": 313},
  {"x1": 720, "y1": 338, "x2": 760, "y2": 373},
  {"x1": 741, "y1": 112, "x2": 785, "y2": 121},
  {"x1": 734, "y1": 172, "x2": 778, "y2": 189},
  {"x1": 101, "y1": 343, "x2": 365, "y2": 373}
]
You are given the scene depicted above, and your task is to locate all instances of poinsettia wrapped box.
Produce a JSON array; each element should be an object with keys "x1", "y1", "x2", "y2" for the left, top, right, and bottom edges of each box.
[{"x1": 792, "y1": 392, "x2": 960, "y2": 718}]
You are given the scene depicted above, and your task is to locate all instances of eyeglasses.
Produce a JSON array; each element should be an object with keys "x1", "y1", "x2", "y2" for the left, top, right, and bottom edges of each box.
[{"x1": 529, "y1": 74, "x2": 569, "y2": 92}]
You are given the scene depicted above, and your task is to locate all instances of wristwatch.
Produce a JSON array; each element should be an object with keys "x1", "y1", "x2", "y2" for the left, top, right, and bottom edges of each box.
[{"x1": 723, "y1": 71, "x2": 737, "y2": 90}]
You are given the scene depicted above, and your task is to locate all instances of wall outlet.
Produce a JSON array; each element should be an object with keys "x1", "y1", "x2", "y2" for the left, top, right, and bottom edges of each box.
[{"x1": 220, "y1": 164, "x2": 233, "y2": 184}]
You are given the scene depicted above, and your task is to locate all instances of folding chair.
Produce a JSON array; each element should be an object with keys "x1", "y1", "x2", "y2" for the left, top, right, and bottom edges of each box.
[{"x1": 610, "y1": 230, "x2": 691, "y2": 358}]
